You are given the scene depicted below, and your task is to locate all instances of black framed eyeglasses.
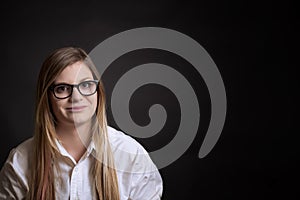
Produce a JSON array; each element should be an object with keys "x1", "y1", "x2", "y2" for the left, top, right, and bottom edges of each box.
[{"x1": 50, "y1": 80, "x2": 99, "y2": 99}]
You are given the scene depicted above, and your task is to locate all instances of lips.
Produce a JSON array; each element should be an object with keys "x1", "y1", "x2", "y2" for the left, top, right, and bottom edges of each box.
[{"x1": 65, "y1": 106, "x2": 87, "y2": 112}]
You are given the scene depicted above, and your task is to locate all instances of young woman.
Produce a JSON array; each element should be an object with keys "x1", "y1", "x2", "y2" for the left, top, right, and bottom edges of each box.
[{"x1": 0, "y1": 47, "x2": 163, "y2": 199}]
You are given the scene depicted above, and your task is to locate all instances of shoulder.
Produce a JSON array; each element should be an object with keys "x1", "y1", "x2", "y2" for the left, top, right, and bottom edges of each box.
[
  {"x1": 2, "y1": 138, "x2": 34, "y2": 176},
  {"x1": 0, "y1": 137, "x2": 33, "y2": 195},
  {"x1": 107, "y1": 126, "x2": 147, "y2": 154},
  {"x1": 15, "y1": 137, "x2": 34, "y2": 153},
  {"x1": 4, "y1": 137, "x2": 34, "y2": 168},
  {"x1": 107, "y1": 126, "x2": 157, "y2": 173}
]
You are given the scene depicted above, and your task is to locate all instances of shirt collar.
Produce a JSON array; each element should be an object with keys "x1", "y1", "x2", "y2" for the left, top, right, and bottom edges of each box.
[
  {"x1": 55, "y1": 139, "x2": 77, "y2": 164},
  {"x1": 55, "y1": 138, "x2": 96, "y2": 163},
  {"x1": 86, "y1": 140, "x2": 96, "y2": 157}
]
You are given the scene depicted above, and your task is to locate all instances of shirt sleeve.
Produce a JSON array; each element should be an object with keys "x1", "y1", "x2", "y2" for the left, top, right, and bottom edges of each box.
[
  {"x1": 0, "y1": 148, "x2": 28, "y2": 200},
  {"x1": 129, "y1": 169, "x2": 163, "y2": 200},
  {"x1": 128, "y1": 147, "x2": 163, "y2": 200},
  {"x1": 108, "y1": 127, "x2": 164, "y2": 199}
]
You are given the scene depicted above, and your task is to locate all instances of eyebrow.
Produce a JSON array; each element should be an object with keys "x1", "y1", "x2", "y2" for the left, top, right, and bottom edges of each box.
[{"x1": 54, "y1": 77, "x2": 94, "y2": 85}]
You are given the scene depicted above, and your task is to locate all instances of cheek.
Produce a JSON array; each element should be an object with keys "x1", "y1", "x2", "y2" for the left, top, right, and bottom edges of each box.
[
  {"x1": 86, "y1": 94, "x2": 98, "y2": 113},
  {"x1": 91, "y1": 95, "x2": 98, "y2": 111},
  {"x1": 49, "y1": 96, "x2": 58, "y2": 113},
  {"x1": 49, "y1": 96, "x2": 64, "y2": 117}
]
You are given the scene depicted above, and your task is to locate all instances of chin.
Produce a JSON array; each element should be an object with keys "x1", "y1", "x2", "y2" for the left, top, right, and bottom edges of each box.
[{"x1": 68, "y1": 113, "x2": 93, "y2": 126}]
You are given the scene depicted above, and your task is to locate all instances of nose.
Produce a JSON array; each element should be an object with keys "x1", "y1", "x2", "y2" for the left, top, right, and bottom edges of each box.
[{"x1": 70, "y1": 87, "x2": 83, "y2": 102}]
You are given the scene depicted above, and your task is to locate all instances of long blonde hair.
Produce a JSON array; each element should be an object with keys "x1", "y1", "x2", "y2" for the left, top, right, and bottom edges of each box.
[{"x1": 28, "y1": 47, "x2": 120, "y2": 200}]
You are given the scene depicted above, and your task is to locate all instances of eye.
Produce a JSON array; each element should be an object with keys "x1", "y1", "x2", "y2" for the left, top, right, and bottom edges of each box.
[
  {"x1": 55, "y1": 85, "x2": 70, "y2": 94},
  {"x1": 81, "y1": 82, "x2": 92, "y2": 88}
]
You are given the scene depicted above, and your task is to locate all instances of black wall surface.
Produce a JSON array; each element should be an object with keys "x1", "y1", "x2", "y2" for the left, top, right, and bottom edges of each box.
[{"x1": 0, "y1": 1, "x2": 297, "y2": 199}]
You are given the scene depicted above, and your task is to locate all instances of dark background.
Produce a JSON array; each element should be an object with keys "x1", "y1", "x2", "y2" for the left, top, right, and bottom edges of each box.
[{"x1": 0, "y1": 0, "x2": 297, "y2": 199}]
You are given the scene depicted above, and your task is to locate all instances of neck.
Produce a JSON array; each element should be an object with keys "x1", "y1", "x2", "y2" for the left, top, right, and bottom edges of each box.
[
  {"x1": 55, "y1": 121, "x2": 93, "y2": 162},
  {"x1": 55, "y1": 120, "x2": 91, "y2": 138}
]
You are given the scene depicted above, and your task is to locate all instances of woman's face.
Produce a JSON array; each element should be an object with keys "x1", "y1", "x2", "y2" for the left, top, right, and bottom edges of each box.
[{"x1": 50, "y1": 61, "x2": 98, "y2": 127}]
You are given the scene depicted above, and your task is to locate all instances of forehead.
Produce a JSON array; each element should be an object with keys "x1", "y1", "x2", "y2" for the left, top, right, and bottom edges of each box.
[{"x1": 54, "y1": 61, "x2": 93, "y2": 84}]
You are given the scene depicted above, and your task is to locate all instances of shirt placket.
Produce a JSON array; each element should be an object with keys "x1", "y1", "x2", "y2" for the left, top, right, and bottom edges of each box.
[{"x1": 70, "y1": 165, "x2": 80, "y2": 200}]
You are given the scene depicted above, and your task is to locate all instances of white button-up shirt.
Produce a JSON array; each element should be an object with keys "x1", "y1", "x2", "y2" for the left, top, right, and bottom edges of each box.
[{"x1": 0, "y1": 126, "x2": 163, "y2": 200}]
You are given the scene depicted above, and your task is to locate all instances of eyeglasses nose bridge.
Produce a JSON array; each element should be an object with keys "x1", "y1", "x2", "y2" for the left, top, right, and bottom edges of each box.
[{"x1": 70, "y1": 84, "x2": 82, "y2": 96}]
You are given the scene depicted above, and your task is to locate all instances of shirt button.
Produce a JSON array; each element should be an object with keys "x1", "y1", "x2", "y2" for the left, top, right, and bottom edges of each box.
[{"x1": 74, "y1": 167, "x2": 78, "y2": 172}]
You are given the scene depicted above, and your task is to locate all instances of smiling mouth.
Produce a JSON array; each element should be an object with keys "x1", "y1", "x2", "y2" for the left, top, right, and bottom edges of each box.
[{"x1": 65, "y1": 106, "x2": 87, "y2": 112}]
